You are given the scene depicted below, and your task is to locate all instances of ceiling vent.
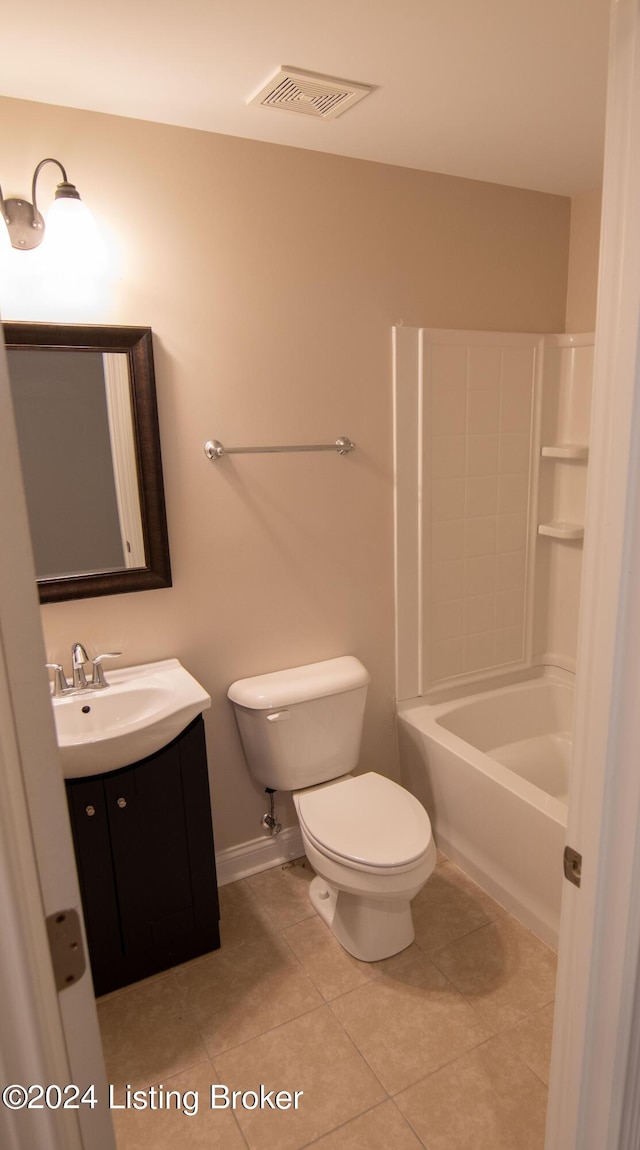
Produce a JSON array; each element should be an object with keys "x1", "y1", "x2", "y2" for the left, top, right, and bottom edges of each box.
[{"x1": 247, "y1": 67, "x2": 372, "y2": 120}]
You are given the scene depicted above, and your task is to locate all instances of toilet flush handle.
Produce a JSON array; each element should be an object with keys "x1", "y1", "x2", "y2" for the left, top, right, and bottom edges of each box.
[{"x1": 266, "y1": 710, "x2": 290, "y2": 721}]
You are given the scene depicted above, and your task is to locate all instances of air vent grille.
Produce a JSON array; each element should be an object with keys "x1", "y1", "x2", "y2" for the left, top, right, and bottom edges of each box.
[{"x1": 248, "y1": 67, "x2": 372, "y2": 120}]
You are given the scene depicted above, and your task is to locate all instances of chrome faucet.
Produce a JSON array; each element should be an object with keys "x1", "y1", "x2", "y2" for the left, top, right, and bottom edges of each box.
[
  {"x1": 71, "y1": 642, "x2": 90, "y2": 689},
  {"x1": 91, "y1": 652, "x2": 122, "y2": 689},
  {"x1": 46, "y1": 645, "x2": 122, "y2": 695},
  {"x1": 45, "y1": 663, "x2": 69, "y2": 696}
]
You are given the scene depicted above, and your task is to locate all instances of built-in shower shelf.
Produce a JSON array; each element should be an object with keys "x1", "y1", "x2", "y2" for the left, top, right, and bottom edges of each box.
[
  {"x1": 540, "y1": 443, "x2": 589, "y2": 460},
  {"x1": 537, "y1": 521, "x2": 584, "y2": 540}
]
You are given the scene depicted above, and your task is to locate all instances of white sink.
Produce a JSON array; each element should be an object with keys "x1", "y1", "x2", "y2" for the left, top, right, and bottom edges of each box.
[{"x1": 52, "y1": 658, "x2": 211, "y2": 778}]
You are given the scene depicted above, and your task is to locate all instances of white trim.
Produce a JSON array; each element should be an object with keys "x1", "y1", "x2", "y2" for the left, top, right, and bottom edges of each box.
[
  {"x1": 215, "y1": 826, "x2": 305, "y2": 886},
  {"x1": 543, "y1": 333, "x2": 597, "y2": 348},
  {"x1": 392, "y1": 326, "x2": 422, "y2": 700},
  {"x1": 0, "y1": 329, "x2": 116, "y2": 1150},
  {"x1": 545, "y1": 0, "x2": 640, "y2": 1146},
  {"x1": 417, "y1": 328, "x2": 544, "y2": 346},
  {"x1": 0, "y1": 634, "x2": 83, "y2": 1150},
  {"x1": 0, "y1": 334, "x2": 85, "y2": 1150},
  {"x1": 524, "y1": 338, "x2": 544, "y2": 668},
  {"x1": 619, "y1": 940, "x2": 640, "y2": 1146},
  {"x1": 417, "y1": 329, "x2": 427, "y2": 693},
  {"x1": 532, "y1": 651, "x2": 577, "y2": 675},
  {"x1": 605, "y1": 465, "x2": 640, "y2": 1143}
]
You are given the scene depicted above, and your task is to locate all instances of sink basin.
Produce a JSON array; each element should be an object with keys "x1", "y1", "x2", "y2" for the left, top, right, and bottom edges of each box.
[{"x1": 52, "y1": 658, "x2": 211, "y2": 778}]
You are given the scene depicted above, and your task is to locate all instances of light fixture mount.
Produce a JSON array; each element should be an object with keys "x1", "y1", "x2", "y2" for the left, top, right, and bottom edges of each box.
[{"x1": 0, "y1": 158, "x2": 82, "y2": 250}]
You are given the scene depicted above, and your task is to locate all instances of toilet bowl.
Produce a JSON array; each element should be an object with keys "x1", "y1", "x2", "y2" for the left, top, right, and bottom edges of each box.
[
  {"x1": 294, "y1": 773, "x2": 436, "y2": 961},
  {"x1": 228, "y1": 655, "x2": 436, "y2": 962}
]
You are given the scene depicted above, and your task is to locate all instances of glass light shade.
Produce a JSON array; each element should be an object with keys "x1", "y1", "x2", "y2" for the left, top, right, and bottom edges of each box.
[
  {"x1": 34, "y1": 195, "x2": 110, "y2": 319},
  {"x1": 43, "y1": 196, "x2": 108, "y2": 277}
]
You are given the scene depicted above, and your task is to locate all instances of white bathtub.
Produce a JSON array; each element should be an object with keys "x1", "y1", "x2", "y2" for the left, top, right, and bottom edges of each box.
[{"x1": 397, "y1": 668, "x2": 572, "y2": 948}]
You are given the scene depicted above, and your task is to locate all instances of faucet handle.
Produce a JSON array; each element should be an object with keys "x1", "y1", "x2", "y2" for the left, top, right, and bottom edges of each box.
[
  {"x1": 91, "y1": 652, "x2": 122, "y2": 689},
  {"x1": 46, "y1": 663, "x2": 69, "y2": 696}
]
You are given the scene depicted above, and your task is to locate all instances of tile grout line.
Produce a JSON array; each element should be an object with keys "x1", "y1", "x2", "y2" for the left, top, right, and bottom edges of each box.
[
  {"x1": 205, "y1": 1053, "x2": 253, "y2": 1150},
  {"x1": 101, "y1": 858, "x2": 554, "y2": 1147},
  {"x1": 167, "y1": 887, "x2": 326, "y2": 1061},
  {"x1": 296, "y1": 1099, "x2": 395, "y2": 1149},
  {"x1": 391, "y1": 1031, "x2": 498, "y2": 1101},
  {"x1": 387, "y1": 1094, "x2": 432, "y2": 1150},
  {"x1": 322, "y1": 955, "x2": 493, "y2": 1105},
  {"x1": 207, "y1": 1000, "x2": 332, "y2": 1063},
  {"x1": 424, "y1": 934, "x2": 556, "y2": 1089},
  {"x1": 320, "y1": 999, "x2": 392, "y2": 1107}
]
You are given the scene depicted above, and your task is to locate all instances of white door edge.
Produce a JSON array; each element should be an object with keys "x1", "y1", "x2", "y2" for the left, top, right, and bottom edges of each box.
[
  {"x1": 546, "y1": 0, "x2": 640, "y2": 1146},
  {"x1": 0, "y1": 329, "x2": 116, "y2": 1150},
  {"x1": 0, "y1": 631, "x2": 83, "y2": 1150}
]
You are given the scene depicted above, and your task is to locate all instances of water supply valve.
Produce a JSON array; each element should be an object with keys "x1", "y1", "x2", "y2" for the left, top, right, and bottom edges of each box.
[{"x1": 262, "y1": 787, "x2": 282, "y2": 836}]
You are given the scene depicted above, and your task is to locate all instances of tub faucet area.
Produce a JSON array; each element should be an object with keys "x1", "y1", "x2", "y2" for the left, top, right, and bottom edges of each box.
[{"x1": 46, "y1": 644, "x2": 122, "y2": 695}]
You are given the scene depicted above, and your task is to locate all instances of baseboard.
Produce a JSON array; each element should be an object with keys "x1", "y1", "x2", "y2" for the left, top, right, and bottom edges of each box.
[{"x1": 215, "y1": 825, "x2": 305, "y2": 887}]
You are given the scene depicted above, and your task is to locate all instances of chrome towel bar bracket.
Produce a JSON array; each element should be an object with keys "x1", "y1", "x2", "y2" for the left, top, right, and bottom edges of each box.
[{"x1": 204, "y1": 437, "x2": 356, "y2": 461}]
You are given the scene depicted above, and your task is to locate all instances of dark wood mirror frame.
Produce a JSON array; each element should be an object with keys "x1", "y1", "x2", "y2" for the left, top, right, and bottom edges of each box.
[{"x1": 4, "y1": 322, "x2": 172, "y2": 603}]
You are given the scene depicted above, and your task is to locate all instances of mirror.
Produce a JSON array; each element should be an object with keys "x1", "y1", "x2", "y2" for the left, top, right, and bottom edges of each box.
[{"x1": 4, "y1": 322, "x2": 172, "y2": 603}]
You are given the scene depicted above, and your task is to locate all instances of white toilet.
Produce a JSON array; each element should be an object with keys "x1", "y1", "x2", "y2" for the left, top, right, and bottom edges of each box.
[{"x1": 228, "y1": 655, "x2": 436, "y2": 961}]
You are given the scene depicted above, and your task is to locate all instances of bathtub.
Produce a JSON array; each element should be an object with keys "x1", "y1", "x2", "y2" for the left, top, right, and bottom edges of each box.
[{"x1": 397, "y1": 668, "x2": 572, "y2": 949}]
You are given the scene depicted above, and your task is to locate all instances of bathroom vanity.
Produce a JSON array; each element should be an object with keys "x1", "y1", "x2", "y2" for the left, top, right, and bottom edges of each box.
[{"x1": 65, "y1": 715, "x2": 220, "y2": 996}]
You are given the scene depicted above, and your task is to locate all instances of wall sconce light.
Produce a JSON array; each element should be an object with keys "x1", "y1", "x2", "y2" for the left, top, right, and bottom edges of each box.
[
  {"x1": 0, "y1": 157, "x2": 87, "y2": 250},
  {"x1": 0, "y1": 157, "x2": 109, "y2": 321}
]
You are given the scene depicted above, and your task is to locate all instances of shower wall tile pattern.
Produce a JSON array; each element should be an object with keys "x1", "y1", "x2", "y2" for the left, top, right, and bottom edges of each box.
[{"x1": 424, "y1": 339, "x2": 535, "y2": 685}]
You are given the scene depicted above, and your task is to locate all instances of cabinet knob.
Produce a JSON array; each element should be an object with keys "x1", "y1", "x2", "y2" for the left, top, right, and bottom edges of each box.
[
  {"x1": 116, "y1": 797, "x2": 127, "y2": 809},
  {"x1": 85, "y1": 805, "x2": 96, "y2": 817}
]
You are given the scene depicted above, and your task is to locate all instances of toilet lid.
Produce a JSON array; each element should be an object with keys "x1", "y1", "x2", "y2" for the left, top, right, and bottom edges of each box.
[{"x1": 296, "y1": 773, "x2": 432, "y2": 868}]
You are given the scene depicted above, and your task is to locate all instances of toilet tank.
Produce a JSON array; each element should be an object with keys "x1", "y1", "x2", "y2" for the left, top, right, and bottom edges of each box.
[{"x1": 228, "y1": 656, "x2": 370, "y2": 791}]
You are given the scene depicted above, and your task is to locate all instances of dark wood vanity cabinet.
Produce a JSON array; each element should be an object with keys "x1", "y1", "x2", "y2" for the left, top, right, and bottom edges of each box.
[{"x1": 65, "y1": 715, "x2": 220, "y2": 996}]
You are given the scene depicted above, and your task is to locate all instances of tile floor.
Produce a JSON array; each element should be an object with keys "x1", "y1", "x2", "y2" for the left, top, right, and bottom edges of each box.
[{"x1": 98, "y1": 853, "x2": 556, "y2": 1150}]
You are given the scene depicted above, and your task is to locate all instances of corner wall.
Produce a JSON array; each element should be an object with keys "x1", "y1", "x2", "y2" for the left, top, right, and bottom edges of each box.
[
  {"x1": 0, "y1": 95, "x2": 570, "y2": 855},
  {"x1": 566, "y1": 189, "x2": 602, "y2": 332}
]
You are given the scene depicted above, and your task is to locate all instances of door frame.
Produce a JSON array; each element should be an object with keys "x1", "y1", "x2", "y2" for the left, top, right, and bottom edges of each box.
[
  {"x1": 546, "y1": 0, "x2": 640, "y2": 1145},
  {"x1": 0, "y1": 331, "x2": 116, "y2": 1149}
]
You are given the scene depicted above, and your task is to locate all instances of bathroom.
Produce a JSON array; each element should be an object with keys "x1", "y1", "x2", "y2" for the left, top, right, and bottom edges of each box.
[{"x1": 2, "y1": 3, "x2": 640, "y2": 1149}]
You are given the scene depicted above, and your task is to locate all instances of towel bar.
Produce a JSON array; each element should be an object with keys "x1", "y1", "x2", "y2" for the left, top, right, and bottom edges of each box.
[{"x1": 204, "y1": 437, "x2": 355, "y2": 461}]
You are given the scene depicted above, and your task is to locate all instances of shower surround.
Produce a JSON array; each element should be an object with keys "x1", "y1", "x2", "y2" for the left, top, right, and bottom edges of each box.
[{"x1": 393, "y1": 326, "x2": 593, "y2": 945}]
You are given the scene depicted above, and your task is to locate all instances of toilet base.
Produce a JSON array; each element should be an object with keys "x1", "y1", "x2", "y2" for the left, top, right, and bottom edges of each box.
[{"x1": 308, "y1": 875, "x2": 415, "y2": 962}]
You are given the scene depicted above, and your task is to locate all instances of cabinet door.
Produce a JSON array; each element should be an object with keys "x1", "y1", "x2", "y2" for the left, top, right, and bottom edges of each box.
[
  {"x1": 104, "y1": 716, "x2": 219, "y2": 976},
  {"x1": 178, "y1": 716, "x2": 220, "y2": 947},
  {"x1": 66, "y1": 777, "x2": 124, "y2": 993},
  {"x1": 68, "y1": 716, "x2": 220, "y2": 995},
  {"x1": 104, "y1": 740, "x2": 195, "y2": 964}
]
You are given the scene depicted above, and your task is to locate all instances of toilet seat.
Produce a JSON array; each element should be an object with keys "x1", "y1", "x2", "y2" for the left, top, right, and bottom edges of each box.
[{"x1": 295, "y1": 772, "x2": 432, "y2": 875}]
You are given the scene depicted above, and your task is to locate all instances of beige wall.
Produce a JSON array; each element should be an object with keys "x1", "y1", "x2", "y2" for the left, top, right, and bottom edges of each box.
[
  {"x1": 566, "y1": 188, "x2": 602, "y2": 332},
  {"x1": 0, "y1": 96, "x2": 570, "y2": 853}
]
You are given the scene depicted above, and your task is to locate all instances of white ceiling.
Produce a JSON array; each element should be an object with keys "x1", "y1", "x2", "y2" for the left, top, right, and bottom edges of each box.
[{"x1": 0, "y1": 0, "x2": 610, "y2": 196}]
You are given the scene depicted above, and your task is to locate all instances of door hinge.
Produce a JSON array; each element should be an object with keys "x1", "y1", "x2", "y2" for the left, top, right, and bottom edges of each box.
[
  {"x1": 563, "y1": 845, "x2": 582, "y2": 888},
  {"x1": 45, "y1": 909, "x2": 86, "y2": 991}
]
